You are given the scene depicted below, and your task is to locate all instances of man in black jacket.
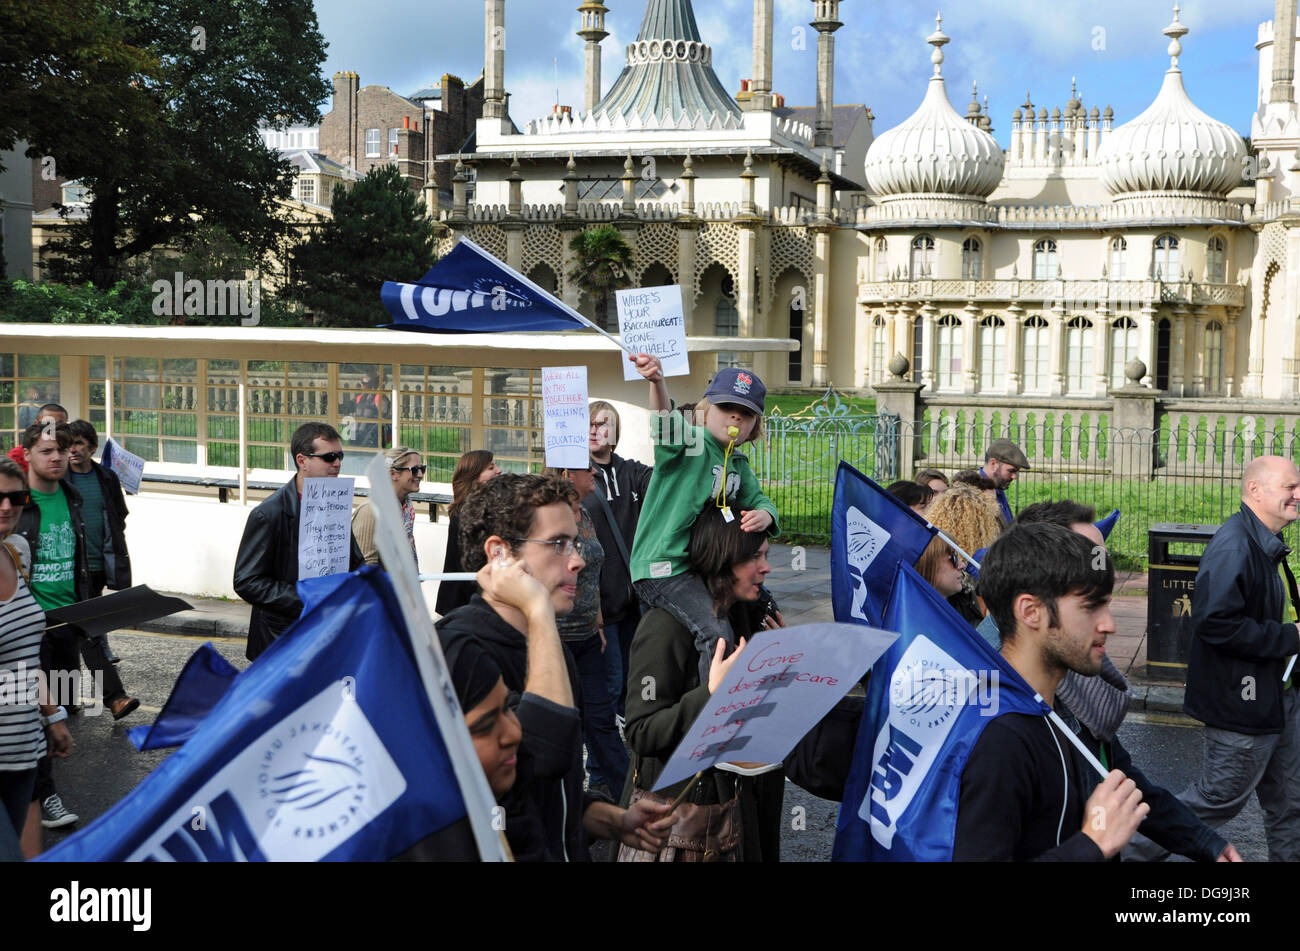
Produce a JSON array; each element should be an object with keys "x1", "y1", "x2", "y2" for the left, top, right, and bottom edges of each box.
[
  {"x1": 585, "y1": 400, "x2": 652, "y2": 716},
  {"x1": 1133, "y1": 455, "x2": 1300, "y2": 861},
  {"x1": 955, "y1": 524, "x2": 1150, "y2": 860},
  {"x1": 436, "y1": 473, "x2": 673, "y2": 861},
  {"x1": 233, "y1": 422, "x2": 363, "y2": 661}
]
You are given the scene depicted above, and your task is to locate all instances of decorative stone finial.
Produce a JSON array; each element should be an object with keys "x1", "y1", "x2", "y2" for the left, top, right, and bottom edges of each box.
[
  {"x1": 888, "y1": 353, "x2": 910, "y2": 379},
  {"x1": 623, "y1": 152, "x2": 635, "y2": 174},
  {"x1": 566, "y1": 153, "x2": 577, "y2": 174},
  {"x1": 682, "y1": 149, "x2": 695, "y2": 177},
  {"x1": 742, "y1": 149, "x2": 755, "y2": 175},
  {"x1": 927, "y1": 13, "x2": 949, "y2": 77},
  {"x1": 1124, "y1": 358, "x2": 1147, "y2": 385},
  {"x1": 1164, "y1": 3, "x2": 1187, "y2": 70}
]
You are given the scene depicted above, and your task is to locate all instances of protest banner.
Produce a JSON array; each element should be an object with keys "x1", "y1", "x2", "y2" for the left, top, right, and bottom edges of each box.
[
  {"x1": 298, "y1": 477, "x2": 355, "y2": 578},
  {"x1": 652, "y1": 622, "x2": 897, "y2": 791},
  {"x1": 617, "y1": 285, "x2": 689, "y2": 381},
  {"x1": 100, "y1": 437, "x2": 146, "y2": 495},
  {"x1": 542, "y1": 366, "x2": 590, "y2": 469}
]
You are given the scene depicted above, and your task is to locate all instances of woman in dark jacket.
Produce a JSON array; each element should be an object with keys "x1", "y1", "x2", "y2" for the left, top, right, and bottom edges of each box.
[
  {"x1": 435, "y1": 450, "x2": 502, "y2": 616},
  {"x1": 621, "y1": 504, "x2": 785, "y2": 862}
]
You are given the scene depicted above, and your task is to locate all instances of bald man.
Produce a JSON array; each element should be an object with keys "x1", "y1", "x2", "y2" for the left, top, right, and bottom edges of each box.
[{"x1": 1143, "y1": 455, "x2": 1300, "y2": 860}]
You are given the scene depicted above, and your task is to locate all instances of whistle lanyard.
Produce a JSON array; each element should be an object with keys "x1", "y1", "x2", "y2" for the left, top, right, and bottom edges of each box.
[{"x1": 715, "y1": 437, "x2": 736, "y2": 515}]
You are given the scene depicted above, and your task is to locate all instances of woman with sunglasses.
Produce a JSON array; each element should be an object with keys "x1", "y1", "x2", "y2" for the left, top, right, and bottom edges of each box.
[
  {"x1": 0, "y1": 457, "x2": 73, "y2": 858},
  {"x1": 352, "y1": 446, "x2": 425, "y2": 569},
  {"x1": 914, "y1": 537, "x2": 967, "y2": 600}
]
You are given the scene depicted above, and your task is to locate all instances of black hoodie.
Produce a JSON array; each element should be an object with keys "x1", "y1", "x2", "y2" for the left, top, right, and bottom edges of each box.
[
  {"x1": 436, "y1": 595, "x2": 608, "y2": 861},
  {"x1": 582, "y1": 452, "x2": 653, "y2": 622}
]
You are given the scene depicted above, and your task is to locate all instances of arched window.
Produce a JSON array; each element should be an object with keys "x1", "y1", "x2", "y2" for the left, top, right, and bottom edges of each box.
[
  {"x1": 1022, "y1": 315, "x2": 1049, "y2": 392},
  {"x1": 715, "y1": 274, "x2": 739, "y2": 368},
  {"x1": 874, "y1": 237, "x2": 889, "y2": 281},
  {"x1": 910, "y1": 235, "x2": 935, "y2": 279},
  {"x1": 1109, "y1": 237, "x2": 1127, "y2": 280},
  {"x1": 979, "y1": 316, "x2": 1006, "y2": 391},
  {"x1": 1207, "y1": 236, "x2": 1226, "y2": 284},
  {"x1": 871, "y1": 315, "x2": 889, "y2": 382},
  {"x1": 1205, "y1": 320, "x2": 1224, "y2": 393},
  {"x1": 1110, "y1": 316, "x2": 1138, "y2": 389},
  {"x1": 962, "y1": 237, "x2": 982, "y2": 280},
  {"x1": 1066, "y1": 316, "x2": 1094, "y2": 394},
  {"x1": 1154, "y1": 234, "x2": 1180, "y2": 281},
  {"x1": 1033, "y1": 239, "x2": 1058, "y2": 281},
  {"x1": 937, "y1": 314, "x2": 963, "y2": 390}
]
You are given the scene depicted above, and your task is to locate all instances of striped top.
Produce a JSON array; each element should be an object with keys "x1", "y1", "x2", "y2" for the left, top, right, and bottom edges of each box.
[{"x1": 0, "y1": 574, "x2": 48, "y2": 770}]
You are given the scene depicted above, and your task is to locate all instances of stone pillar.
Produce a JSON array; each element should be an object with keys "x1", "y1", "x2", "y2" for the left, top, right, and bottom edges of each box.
[
  {"x1": 677, "y1": 221, "x2": 699, "y2": 331},
  {"x1": 748, "y1": 0, "x2": 775, "y2": 112},
  {"x1": 962, "y1": 302, "x2": 979, "y2": 393},
  {"x1": 811, "y1": 1, "x2": 843, "y2": 148},
  {"x1": 1170, "y1": 308, "x2": 1187, "y2": 396},
  {"x1": 483, "y1": 0, "x2": 508, "y2": 120},
  {"x1": 1006, "y1": 303, "x2": 1024, "y2": 394},
  {"x1": 504, "y1": 223, "x2": 524, "y2": 271},
  {"x1": 563, "y1": 154, "x2": 579, "y2": 216},
  {"x1": 1274, "y1": 0, "x2": 1298, "y2": 104},
  {"x1": 811, "y1": 225, "x2": 832, "y2": 387},
  {"x1": 737, "y1": 222, "x2": 759, "y2": 366},
  {"x1": 621, "y1": 154, "x2": 637, "y2": 218},
  {"x1": 873, "y1": 363, "x2": 925, "y2": 479},
  {"x1": 919, "y1": 305, "x2": 937, "y2": 391},
  {"x1": 1138, "y1": 302, "x2": 1157, "y2": 388},
  {"x1": 451, "y1": 159, "x2": 469, "y2": 221},
  {"x1": 1111, "y1": 361, "x2": 1159, "y2": 479},
  {"x1": 1191, "y1": 306, "x2": 1209, "y2": 394},
  {"x1": 680, "y1": 151, "x2": 697, "y2": 216},
  {"x1": 1225, "y1": 307, "x2": 1241, "y2": 397},
  {"x1": 577, "y1": 2, "x2": 609, "y2": 113},
  {"x1": 1048, "y1": 306, "x2": 1065, "y2": 396},
  {"x1": 507, "y1": 154, "x2": 523, "y2": 216},
  {"x1": 740, "y1": 150, "x2": 758, "y2": 217},
  {"x1": 894, "y1": 304, "x2": 913, "y2": 375},
  {"x1": 559, "y1": 225, "x2": 582, "y2": 312}
]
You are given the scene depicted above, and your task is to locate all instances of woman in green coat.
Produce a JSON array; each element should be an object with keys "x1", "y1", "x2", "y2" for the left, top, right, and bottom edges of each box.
[{"x1": 620, "y1": 504, "x2": 786, "y2": 862}]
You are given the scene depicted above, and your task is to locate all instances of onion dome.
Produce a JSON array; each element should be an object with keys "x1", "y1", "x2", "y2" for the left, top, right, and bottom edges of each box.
[
  {"x1": 1096, "y1": 4, "x2": 1246, "y2": 197},
  {"x1": 863, "y1": 14, "x2": 1004, "y2": 200}
]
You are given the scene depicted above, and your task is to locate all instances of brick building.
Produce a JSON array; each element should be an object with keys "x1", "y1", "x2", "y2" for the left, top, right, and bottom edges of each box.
[{"x1": 319, "y1": 71, "x2": 485, "y2": 210}]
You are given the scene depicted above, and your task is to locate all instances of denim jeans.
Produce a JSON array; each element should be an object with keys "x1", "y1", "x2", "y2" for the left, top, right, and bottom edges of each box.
[
  {"x1": 567, "y1": 633, "x2": 630, "y2": 792},
  {"x1": 635, "y1": 573, "x2": 733, "y2": 684},
  {"x1": 602, "y1": 606, "x2": 642, "y2": 719}
]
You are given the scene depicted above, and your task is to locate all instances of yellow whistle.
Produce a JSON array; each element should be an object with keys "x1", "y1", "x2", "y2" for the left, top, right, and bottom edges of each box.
[{"x1": 727, "y1": 426, "x2": 739, "y2": 438}]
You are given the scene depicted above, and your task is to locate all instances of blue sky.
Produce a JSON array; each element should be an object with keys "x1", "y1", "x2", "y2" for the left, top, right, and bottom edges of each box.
[{"x1": 314, "y1": 0, "x2": 1277, "y2": 146}]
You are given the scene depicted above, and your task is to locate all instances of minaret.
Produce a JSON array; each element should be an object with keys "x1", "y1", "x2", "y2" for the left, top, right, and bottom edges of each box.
[
  {"x1": 577, "y1": 2, "x2": 609, "y2": 113},
  {"x1": 748, "y1": 0, "x2": 775, "y2": 112},
  {"x1": 483, "y1": 0, "x2": 507, "y2": 120},
  {"x1": 811, "y1": 0, "x2": 843, "y2": 148},
  {"x1": 1275, "y1": 0, "x2": 1298, "y2": 103}
]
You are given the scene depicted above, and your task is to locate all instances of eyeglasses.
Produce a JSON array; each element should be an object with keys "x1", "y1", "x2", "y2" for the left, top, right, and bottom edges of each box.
[
  {"x1": 0, "y1": 490, "x2": 30, "y2": 507},
  {"x1": 305, "y1": 451, "x2": 345, "y2": 464},
  {"x1": 508, "y1": 536, "x2": 586, "y2": 558},
  {"x1": 392, "y1": 464, "x2": 427, "y2": 476}
]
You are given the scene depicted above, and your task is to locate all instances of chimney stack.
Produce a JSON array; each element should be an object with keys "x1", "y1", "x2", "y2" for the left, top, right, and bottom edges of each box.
[{"x1": 746, "y1": 0, "x2": 775, "y2": 112}]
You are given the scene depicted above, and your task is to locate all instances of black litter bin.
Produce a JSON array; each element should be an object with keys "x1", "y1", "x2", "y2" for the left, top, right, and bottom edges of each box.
[{"x1": 1147, "y1": 523, "x2": 1219, "y2": 682}]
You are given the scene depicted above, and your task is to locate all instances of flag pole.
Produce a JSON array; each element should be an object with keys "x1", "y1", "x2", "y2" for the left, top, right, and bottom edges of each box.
[
  {"x1": 365, "y1": 455, "x2": 510, "y2": 861},
  {"x1": 929, "y1": 526, "x2": 982, "y2": 572},
  {"x1": 419, "y1": 573, "x2": 477, "y2": 583},
  {"x1": 1036, "y1": 697, "x2": 1109, "y2": 780}
]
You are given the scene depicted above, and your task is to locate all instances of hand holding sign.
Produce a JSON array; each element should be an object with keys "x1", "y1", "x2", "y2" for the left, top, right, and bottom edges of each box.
[
  {"x1": 101, "y1": 438, "x2": 146, "y2": 495},
  {"x1": 618, "y1": 286, "x2": 689, "y2": 382},
  {"x1": 298, "y1": 478, "x2": 355, "y2": 579}
]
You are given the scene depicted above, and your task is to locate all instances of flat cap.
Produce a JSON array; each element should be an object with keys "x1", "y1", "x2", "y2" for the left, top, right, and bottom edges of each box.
[{"x1": 985, "y1": 438, "x2": 1030, "y2": 470}]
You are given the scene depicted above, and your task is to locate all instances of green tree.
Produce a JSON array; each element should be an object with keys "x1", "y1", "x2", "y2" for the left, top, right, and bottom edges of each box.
[
  {"x1": 286, "y1": 165, "x2": 440, "y2": 327},
  {"x1": 2, "y1": 0, "x2": 329, "y2": 288},
  {"x1": 568, "y1": 225, "x2": 634, "y2": 330}
]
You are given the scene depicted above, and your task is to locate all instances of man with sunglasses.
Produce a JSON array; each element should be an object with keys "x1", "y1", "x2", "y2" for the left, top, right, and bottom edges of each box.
[
  {"x1": 234, "y1": 422, "x2": 363, "y2": 661},
  {"x1": 352, "y1": 446, "x2": 425, "y2": 568}
]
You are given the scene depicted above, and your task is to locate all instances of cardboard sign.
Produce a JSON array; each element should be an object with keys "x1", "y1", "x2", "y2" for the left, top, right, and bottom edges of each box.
[
  {"x1": 618, "y1": 286, "x2": 689, "y2": 382},
  {"x1": 542, "y1": 366, "x2": 589, "y2": 469},
  {"x1": 653, "y1": 623, "x2": 898, "y2": 791},
  {"x1": 298, "y1": 478, "x2": 355, "y2": 579},
  {"x1": 101, "y1": 438, "x2": 146, "y2": 495}
]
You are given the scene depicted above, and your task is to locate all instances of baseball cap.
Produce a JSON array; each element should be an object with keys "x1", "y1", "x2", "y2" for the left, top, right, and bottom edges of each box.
[{"x1": 704, "y1": 368, "x2": 766, "y2": 416}]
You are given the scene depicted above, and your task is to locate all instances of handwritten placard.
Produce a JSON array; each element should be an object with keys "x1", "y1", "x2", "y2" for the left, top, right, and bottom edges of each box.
[
  {"x1": 653, "y1": 623, "x2": 898, "y2": 791},
  {"x1": 298, "y1": 477, "x2": 355, "y2": 579},
  {"x1": 542, "y1": 366, "x2": 589, "y2": 469},
  {"x1": 618, "y1": 285, "x2": 689, "y2": 382},
  {"x1": 101, "y1": 438, "x2": 146, "y2": 495}
]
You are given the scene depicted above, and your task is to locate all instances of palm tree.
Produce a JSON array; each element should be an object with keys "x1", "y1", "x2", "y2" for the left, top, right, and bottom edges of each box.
[{"x1": 568, "y1": 225, "x2": 634, "y2": 331}]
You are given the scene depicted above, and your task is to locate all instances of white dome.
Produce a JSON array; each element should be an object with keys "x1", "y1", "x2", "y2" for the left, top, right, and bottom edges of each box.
[
  {"x1": 863, "y1": 16, "x2": 1004, "y2": 201},
  {"x1": 1097, "y1": 6, "x2": 1246, "y2": 198},
  {"x1": 1097, "y1": 70, "x2": 1246, "y2": 197}
]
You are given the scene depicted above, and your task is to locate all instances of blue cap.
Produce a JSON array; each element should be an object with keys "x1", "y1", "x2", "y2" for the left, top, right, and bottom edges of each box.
[{"x1": 704, "y1": 368, "x2": 765, "y2": 416}]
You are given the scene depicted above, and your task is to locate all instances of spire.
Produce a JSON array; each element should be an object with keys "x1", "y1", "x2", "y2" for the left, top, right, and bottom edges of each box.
[
  {"x1": 1164, "y1": 3, "x2": 1188, "y2": 71},
  {"x1": 967, "y1": 81, "x2": 981, "y2": 121},
  {"x1": 928, "y1": 13, "x2": 950, "y2": 78}
]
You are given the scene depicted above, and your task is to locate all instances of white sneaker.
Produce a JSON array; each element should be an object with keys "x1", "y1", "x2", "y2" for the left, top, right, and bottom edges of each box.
[{"x1": 40, "y1": 794, "x2": 78, "y2": 829}]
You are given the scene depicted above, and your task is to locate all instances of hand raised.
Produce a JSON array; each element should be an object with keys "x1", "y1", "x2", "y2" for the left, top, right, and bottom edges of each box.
[
  {"x1": 630, "y1": 352, "x2": 663, "y2": 382},
  {"x1": 739, "y1": 509, "x2": 772, "y2": 533},
  {"x1": 707, "y1": 636, "x2": 748, "y2": 694},
  {"x1": 1081, "y1": 769, "x2": 1149, "y2": 859}
]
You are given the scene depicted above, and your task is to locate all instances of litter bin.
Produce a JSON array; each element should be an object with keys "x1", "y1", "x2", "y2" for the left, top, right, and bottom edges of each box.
[{"x1": 1147, "y1": 523, "x2": 1219, "y2": 682}]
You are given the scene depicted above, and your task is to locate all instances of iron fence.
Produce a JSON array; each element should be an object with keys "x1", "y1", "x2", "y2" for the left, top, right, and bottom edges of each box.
[{"x1": 754, "y1": 401, "x2": 1300, "y2": 569}]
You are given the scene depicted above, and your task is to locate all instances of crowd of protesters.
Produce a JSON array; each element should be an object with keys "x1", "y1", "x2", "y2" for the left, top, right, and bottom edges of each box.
[{"x1": 9, "y1": 355, "x2": 1297, "y2": 865}]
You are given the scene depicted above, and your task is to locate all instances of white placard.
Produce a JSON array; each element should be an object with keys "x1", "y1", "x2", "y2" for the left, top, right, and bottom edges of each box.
[
  {"x1": 618, "y1": 286, "x2": 689, "y2": 382},
  {"x1": 298, "y1": 477, "x2": 355, "y2": 579},
  {"x1": 100, "y1": 438, "x2": 146, "y2": 495},
  {"x1": 653, "y1": 623, "x2": 898, "y2": 791},
  {"x1": 542, "y1": 366, "x2": 590, "y2": 469}
]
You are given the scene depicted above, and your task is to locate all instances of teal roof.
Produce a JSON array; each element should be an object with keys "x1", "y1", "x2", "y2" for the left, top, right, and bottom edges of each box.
[{"x1": 591, "y1": 0, "x2": 740, "y2": 125}]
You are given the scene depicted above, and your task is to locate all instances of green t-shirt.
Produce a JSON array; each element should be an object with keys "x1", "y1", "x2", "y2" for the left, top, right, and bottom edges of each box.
[
  {"x1": 30, "y1": 487, "x2": 78, "y2": 610},
  {"x1": 629, "y1": 404, "x2": 778, "y2": 584}
]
